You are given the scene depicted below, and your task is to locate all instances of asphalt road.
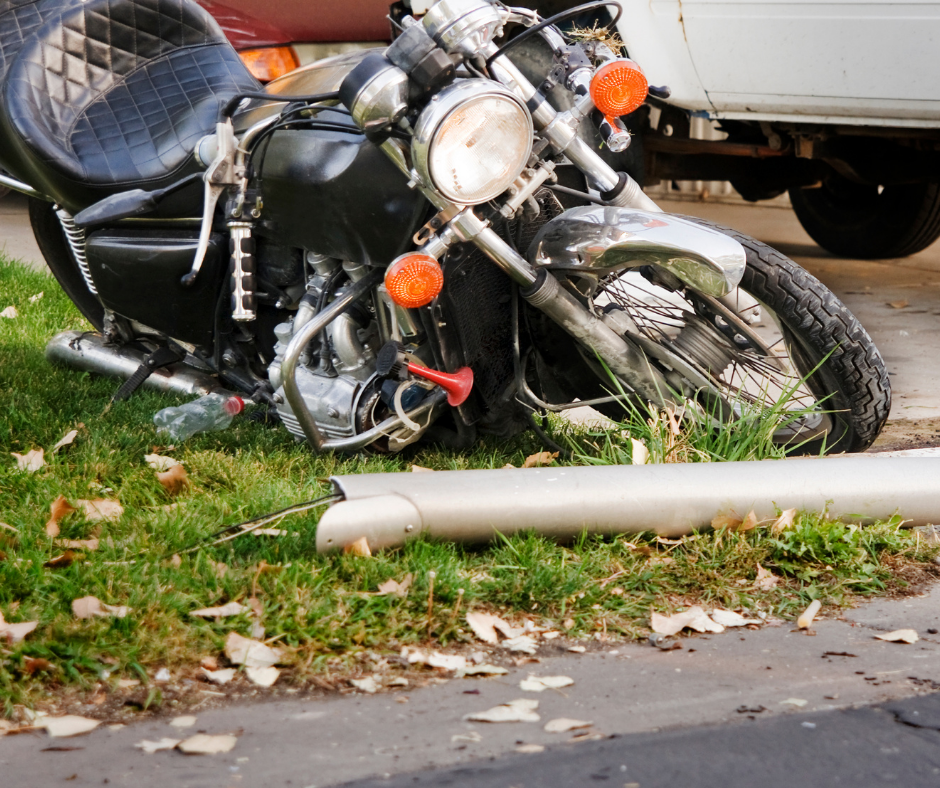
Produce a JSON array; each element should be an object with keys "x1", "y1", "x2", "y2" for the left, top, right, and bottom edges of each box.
[{"x1": 342, "y1": 693, "x2": 940, "y2": 788}]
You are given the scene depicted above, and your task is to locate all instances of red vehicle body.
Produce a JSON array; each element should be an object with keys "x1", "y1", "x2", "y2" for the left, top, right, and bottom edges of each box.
[{"x1": 197, "y1": 0, "x2": 392, "y2": 48}]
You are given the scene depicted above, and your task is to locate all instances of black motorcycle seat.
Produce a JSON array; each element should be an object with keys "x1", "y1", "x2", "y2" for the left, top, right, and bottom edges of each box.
[
  {"x1": 0, "y1": 0, "x2": 79, "y2": 83},
  {"x1": 0, "y1": 0, "x2": 259, "y2": 211}
]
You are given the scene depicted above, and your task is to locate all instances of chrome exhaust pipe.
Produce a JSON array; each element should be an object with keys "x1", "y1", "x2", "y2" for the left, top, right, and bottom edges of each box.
[
  {"x1": 46, "y1": 330, "x2": 225, "y2": 398},
  {"x1": 316, "y1": 456, "x2": 940, "y2": 553}
]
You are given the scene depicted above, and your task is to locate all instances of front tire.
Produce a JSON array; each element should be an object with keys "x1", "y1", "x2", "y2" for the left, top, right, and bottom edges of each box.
[
  {"x1": 595, "y1": 217, "x2": 891, "y2": 453},
  {"x1": 789, "y1": 176, "x2": 940, "y2": 259}
]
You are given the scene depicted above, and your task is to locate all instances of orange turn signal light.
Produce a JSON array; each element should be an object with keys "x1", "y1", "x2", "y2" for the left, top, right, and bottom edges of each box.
[
  {"x1": 590, "y1": 59, "x2": 649, "y2": 118},
  {"x1": 238, "y1": 46, "x2": 300, "y2": 83},
  {"x1": 385, "y1": 254, "x2": 444, "y2": 309}
]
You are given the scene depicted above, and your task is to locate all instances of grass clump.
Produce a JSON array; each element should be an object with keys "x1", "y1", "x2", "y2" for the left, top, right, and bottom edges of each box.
[{"x1": 0, "y1": 256, "x2": 935, "y2": 715}]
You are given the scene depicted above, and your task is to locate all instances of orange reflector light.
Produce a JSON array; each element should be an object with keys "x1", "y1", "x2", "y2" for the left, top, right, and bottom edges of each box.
[
  {"x1": 385, "y1": 254, "x2": 444, "y2": 309},
  {"x1": 590, "y1": 59, "x2": 649, "y2": 118},
  {"x1": 238, "y1": 46, "x2": 300, "y2": 83}
]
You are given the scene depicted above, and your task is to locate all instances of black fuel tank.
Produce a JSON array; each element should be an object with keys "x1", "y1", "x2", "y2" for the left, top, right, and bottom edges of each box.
[{"x1": 258, "y1": 118, "x2": 429, "y2": 266}]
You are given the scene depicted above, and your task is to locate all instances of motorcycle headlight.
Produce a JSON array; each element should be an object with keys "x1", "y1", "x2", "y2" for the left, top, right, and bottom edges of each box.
[{"x1": 412, "y1": 80, "x2": 533, "y2": 205}]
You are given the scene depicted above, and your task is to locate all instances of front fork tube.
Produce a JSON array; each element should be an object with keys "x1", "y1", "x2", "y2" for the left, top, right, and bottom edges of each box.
[{"x1": 462, "y1": 218, "x2": 673, "y2": 408}]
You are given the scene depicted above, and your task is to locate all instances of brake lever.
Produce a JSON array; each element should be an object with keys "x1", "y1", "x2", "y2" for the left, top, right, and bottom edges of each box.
[{"x1": 181, "y1": 120, "x2": 239, "y2": 287}]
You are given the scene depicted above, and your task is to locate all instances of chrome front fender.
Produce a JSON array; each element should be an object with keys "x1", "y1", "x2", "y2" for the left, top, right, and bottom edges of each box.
[{"x1": 528, "y1": 206, "x2": 746, "y2": 298}]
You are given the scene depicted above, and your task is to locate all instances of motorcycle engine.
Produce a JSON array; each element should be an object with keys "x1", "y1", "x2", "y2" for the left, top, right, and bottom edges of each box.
[{"x1": 267, "y1": 259, "x2": 380, "y2": 441}]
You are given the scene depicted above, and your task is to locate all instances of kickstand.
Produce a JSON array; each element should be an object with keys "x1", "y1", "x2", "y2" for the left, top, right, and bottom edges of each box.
[{"x1": 111, "y1": 344, "x2": 185, "y2": 403}]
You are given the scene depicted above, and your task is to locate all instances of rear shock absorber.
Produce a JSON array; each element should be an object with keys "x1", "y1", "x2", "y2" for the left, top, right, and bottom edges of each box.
[{"x1": 228, "y1": 221, "x2": 256, "y2": 321}]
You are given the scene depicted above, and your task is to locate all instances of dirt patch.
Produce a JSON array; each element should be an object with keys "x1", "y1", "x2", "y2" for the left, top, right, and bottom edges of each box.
[
  {"x1": 870, "y1": 417, "x2": 940, "y2": 452},
  {"x1": 879, "y1": 552, "x2": 940, "y2": 597}
]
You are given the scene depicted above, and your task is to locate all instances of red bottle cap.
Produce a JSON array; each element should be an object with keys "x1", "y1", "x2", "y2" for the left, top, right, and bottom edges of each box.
[{"x1": 224, "y1": 396, "x2": 245, "y2": 416}]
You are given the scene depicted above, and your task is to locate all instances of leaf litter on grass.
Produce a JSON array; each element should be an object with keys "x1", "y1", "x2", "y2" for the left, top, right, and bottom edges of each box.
[{"x1": 1, "y1": 254, "x2": 938, "y2": 713}]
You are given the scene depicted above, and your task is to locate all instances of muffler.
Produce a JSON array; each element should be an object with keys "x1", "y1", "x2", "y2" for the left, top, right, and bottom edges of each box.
[
  {"x1": 45, "y1": 330, "x2": 224, "y2": 397},
  {"x1": 315, "y1": 456, "x2": 940, "y2": 552}
]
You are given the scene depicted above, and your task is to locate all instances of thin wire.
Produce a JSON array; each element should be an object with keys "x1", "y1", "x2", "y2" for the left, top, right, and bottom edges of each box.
[{"x1": 174, "y1": 492, "x2": 343, "y2": 556}]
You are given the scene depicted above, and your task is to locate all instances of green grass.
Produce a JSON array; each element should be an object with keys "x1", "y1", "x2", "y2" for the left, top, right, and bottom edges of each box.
[{"x1": 0, "y1": 256, "x2": 935, "y2": 715}]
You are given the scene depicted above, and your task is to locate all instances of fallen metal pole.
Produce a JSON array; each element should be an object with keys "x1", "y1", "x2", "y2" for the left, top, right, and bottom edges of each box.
[{"x1": 316, "y1": 457, "x2": 940, "y2": 552}]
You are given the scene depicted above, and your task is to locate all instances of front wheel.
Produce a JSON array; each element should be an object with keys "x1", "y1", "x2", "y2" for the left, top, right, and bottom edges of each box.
[{"x1": 593, "y1": 217, "x2": 891, "y2": 454}]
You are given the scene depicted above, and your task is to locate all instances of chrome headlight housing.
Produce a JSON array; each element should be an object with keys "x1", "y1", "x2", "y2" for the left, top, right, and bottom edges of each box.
[{"x1": 412, "y1": 80, "x2": 533, "y2": 206}]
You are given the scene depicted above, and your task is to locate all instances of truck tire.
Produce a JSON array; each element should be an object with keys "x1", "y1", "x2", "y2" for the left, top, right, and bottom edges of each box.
[{"x1": 789, "y1": 177, "x2": 940, "y2": 259}]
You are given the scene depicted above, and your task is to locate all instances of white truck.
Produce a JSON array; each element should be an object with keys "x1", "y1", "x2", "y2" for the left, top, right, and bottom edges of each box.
[{"x1": 614, "y1": 0, "x2": 940, "y2": 258}]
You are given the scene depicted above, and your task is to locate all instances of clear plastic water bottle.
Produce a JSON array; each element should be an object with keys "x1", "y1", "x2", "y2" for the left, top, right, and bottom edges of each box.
[{"x1": 153, "y1": 393, "x2": 244, "y2": 441}]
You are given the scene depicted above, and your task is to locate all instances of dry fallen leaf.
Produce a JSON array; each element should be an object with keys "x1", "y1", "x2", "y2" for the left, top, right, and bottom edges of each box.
[
  {"x1": 51, "y1": 429, "x2": 79, "y2": 454},
  {"x1": 169, "y1": 716, "x2": 197, "y2": 729},
  {"x1": 797, "y1": 599, "x2": 822, "y2": 630},
  {"x1": 519, "y1": 675, "x2": 574, "y2": 692},
  {"x1": 343, "y1": 536, "x2": 371, "y2": 557},
  {"x1": 23, "y1": 657, "x2": 54, "y2": 675},
  {"x1": 136, "y1": 737, "x2": 181, "y2": 754},
  {"x1": 544, "y1": 718, "x2": 592, "y2": 733},
  {"x1": 77, "y1": 499, "x2": 123, "y2": 522},
  {"x1": 0, "y1": 610, "x2": 38, "y2": 644},
  {"x1": 201, "y1": 667, "x2": 235, "y2": 685},
  {"x1": 711, "y1": 514, "x2": 744, "y2": 530},
  {"x1": 1, "y1": 305, "x2": 18, "y2": 319},
  {"x1": 11, "y1": 448, "x2": 45, "y2": 473},
  {"x1": 754, "y1": 563, "x2": 780, "y2": 590},
  {"x1": 245, "y1": 666, "x2": 280, "y2": 687},
  {"x1": 465, "y1": 612, "x2": 520, "y2": 644},
  {"x1": 377, "y1": 573, "x2": 413, "y2": 597},
  {"x1": 156, "y1": 464, "x2": 189, "y2": 496},
  {"x1": 144, "y1": 453, "x2": 180, "y2": 472},
  {"x1": 887, "y1": 299, "x2": 909, "y2": 309},
  {"x1": 630, "y1": 438, "x2": 649, "y2": 465},
  {"x1": 72, "y1": 596, "x2": 129, "y2": 620},
  {"x1": 41, "y1": 715, "x2": 100, "y2": 738},
  {"x1": 710, "y1": 609, "x2": 761, "y2": 628},
  {"x1": 516, "y1": 744, "x2": 545, "y2": 753},
  {"x1": 45, "y1": 495, "x2": 76, "y2": 537},
  {"x1": 410, "y1": 464, "x2": 434, "y2": 473},
  {"x1": 464, "y1": 698, "x2": 540, "y2": 723},
  {"x1": 177, "y1": 734, "x2": 237, "y2": 755},
  {"x1": 737, "y1": 510, "x2": 759, "y2": 532},
  {"x1": 502, "y1": 635, "x2": 538, "y2": 654},
  {"x1": 404, "y1": 648, "x2": 467, "y2": 671},
  {"x1": 455, "y1": 664, "x2": 509, "y2": 678},
  {"x1": 522, "y1": 451, "x2": 559, "y2": 468},
  {"x1": 874, "y1": 629, "x2": 919, "y2": 644},
  {"x1": 190, "y1": 602, "x2": 247, "y2": 619},
  {"x1": 207, "y1": 559, "x2": 228, "y2": 580},
  {"x1": 54, "y1": 538, "x2": 99, "y2": 551},
  {"x1": 350, "y1": 676, "x2": 379, "y2": 694},
  {"x1": 651, "y1": 606, "x2": 725, "y2": 636},
  {"x1": 224, "y1": 632, "x2": 284, "y2": 669},
  {"x1": 780, "y1": 698, "x2": 808, "y2": 708},
  {"x1": 44, "y1": 551, "x2": 83, "y2": 569},
  {"x1": 770, "y1": 508, "x2": 797, "y2": 535}
]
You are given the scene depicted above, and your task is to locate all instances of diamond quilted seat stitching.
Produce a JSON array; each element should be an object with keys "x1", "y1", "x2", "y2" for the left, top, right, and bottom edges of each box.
[{"x1": 0, "y1": 0, "x2": 259, "y2": 209}]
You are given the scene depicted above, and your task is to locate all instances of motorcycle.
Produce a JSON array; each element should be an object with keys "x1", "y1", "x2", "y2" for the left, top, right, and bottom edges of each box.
[{"x1": 0, "y1": 0, "x2": 890, "y2": 455}]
